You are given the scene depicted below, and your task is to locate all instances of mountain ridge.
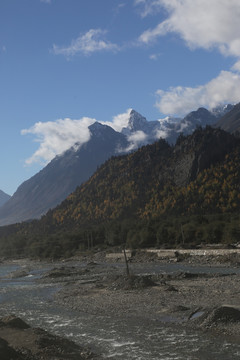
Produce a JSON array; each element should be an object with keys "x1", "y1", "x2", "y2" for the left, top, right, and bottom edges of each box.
[
  {"x1": 0, "y1": 104, "x2": 235, "y2": 226},
  {"x1": 0, "y1": 123, "x2": 128, "y2": 225},
  {"x1": 1, "y1": 126, "x2": 240, "y2": 257},
  {"x1": 0, "y1": 190, "x2": 11, "y2": 208},
  {"x1": 32, "y1": 126, "x2": 239, "y2": 233}
]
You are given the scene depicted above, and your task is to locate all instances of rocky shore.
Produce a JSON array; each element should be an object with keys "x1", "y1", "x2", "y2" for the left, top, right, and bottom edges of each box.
[
  {"x1": 2, "y1": 249, "x2": 240, "y2": 358},
  {"x1": 38, "y1": 249, "x2": 240, "y2": 341},
  {"x1": 0, "y1": 315, "x2": 100, "y2": 360}
]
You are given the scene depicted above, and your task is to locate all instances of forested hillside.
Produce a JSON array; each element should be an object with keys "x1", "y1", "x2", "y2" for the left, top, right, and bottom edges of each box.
[{"x1": 0, "y1": 126, "x2": 240, "y2": 258}]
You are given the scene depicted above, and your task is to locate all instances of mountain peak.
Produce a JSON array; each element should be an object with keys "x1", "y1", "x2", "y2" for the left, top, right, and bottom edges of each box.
[
  {"x1": 215, "y1": 102, "x2": 240, "y2": 133},
  {"x1": 88, "y1": 121, "x2": 116, "y2": 137},
  {"x1": 89, "y1": 121, "x2": 105, "y2": 132},
  {"x1": 182, "y1": 107, "x2": 216, "y2": 126},
  {"x1": 211, "y1": 104, "x2": 235, "y2": 118},
  {"x1": 128, "y1": 110, "x2": 147, "y2": 130}
]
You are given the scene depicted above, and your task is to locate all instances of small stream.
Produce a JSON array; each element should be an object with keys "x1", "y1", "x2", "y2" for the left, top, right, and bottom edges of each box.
[{"x1": 0, "y1": 261, "x2": 240, "y2": 359}]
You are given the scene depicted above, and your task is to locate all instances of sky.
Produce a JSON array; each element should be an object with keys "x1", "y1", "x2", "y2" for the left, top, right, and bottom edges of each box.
[{"x1": 1, "y1": 0, "x2": 240, "y2": 195}]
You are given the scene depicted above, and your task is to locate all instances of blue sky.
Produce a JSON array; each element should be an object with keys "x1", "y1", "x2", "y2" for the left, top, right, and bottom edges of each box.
[{"x1": 1, "y1": 0, "x2": 240, "y2": 195}]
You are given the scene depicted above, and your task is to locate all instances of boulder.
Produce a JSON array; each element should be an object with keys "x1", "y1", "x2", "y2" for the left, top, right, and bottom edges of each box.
[
  {"x1": 201, "y1": 305, "x2": 240, "y2": 326},
  {"x1": 0, "y1": 315, "x2": 30, "y2": 329},
  {"x1": 0, "y1": 337, "x2": 22, "y2": 359}
]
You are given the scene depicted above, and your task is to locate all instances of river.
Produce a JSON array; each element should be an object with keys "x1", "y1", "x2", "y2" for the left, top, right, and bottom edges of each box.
[{"x1": 0, "y1": 261, "x2": 240, "y2": 359}]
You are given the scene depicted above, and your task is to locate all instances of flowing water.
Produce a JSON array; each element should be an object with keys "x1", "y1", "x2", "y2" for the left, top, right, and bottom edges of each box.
[{"x1": 0, "y1": 262, "x2": 240, "y2": 359}]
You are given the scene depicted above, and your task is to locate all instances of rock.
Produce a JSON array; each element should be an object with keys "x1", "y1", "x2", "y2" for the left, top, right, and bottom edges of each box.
[
  {"x1": 0, "y1": 315, "x2": 101, "y2": 359},
  {"x1": 201, "y1": 305, "x2": 240, "y2": 327},
  {"x1": 42, "y1": 266, "x2": 89, "y2": 280},
  {"x1": 107, "y1": 275, "x2": 157, "y2": 290},
  {"x1": 0, "y1": 315, "x2": 30, "y2": 329},
  {"x1": 0, "y1": 337, "x2": 23, "y2": 359},
  {"x1": 165, "y1": 285, "x2": 178, "y2": 292},
  {"x1": 44, "y1": 266, "x2": 75, "y2": 278},
  {"x1": 87, "y1": 261, "x2": 99, "y2": 267},
  {"x1": 7, "y1": 269, "x2": 29, "y2": 279}
]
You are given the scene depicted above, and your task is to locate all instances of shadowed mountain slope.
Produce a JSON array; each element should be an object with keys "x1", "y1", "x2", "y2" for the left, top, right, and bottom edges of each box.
[
  {"x1": 0, "y1": 190, "x2": 11, "y2": 207},
  {"x1": 0, "y1": 106, "x2": 235, "y2": 226},
  {"x1": 215, "y1": 103, "x2": 240, "y2": 133},
  {"x1": 0, "y1": 123, "x2": 128, "y2": 225},
  {"x1": 1, "y1": 126, "x2": 240, "y2": 257},
  {"x1": 38, "y1": 126, "x2": 239, "y2": 230}
]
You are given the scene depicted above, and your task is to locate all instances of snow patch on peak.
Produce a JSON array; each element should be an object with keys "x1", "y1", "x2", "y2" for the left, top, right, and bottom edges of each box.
[
  {"x1": 158, "y1": 116, "x2": 182, "y2": 126},
  {"x1": 128, "y1": 109, "x2": 147, "y2": 129},
  {"x1": 210, "y1": 104, "x2": 234, "y2": 118},
  {"x1": 100, "y1": 109, "x2": 132, "y2": 132}
]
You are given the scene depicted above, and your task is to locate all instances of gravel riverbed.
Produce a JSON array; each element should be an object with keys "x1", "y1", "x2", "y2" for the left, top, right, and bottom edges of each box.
[{"x1": 1, "y1": 250, "x2": 240, "y2": 359}]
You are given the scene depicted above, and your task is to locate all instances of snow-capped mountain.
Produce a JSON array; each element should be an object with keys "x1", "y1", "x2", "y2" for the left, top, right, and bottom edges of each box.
[
  {"x1": 152, "y1": 106, "x2": 234, "y2": 144},
  {"x1": 121, "y1": 110, "x2": 162, "y2": 149},
  {"x1": 210, "y1": 104, "x2": 234, "y2": 119},
  {"x1": 0, "y1": 104, "x2": 234, "y2": 225},
  {"x1": 123, "y1": 107, "x2": 229, "y2": 146}
]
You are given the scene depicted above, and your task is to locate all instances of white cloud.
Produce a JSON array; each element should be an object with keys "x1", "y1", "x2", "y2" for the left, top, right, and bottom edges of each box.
[
  {"x1": 137, "y1": 0, "x2": 240, "y2": 58},
  {"x1": 124, "y1": 130, "x2": 148, "y2": 152},
  {"x1": 134, "y1": 1, "x2": 240, "y2": 114},
  {"x1": 21, "y1": 117, "x2": 96, "y2": 165},
  {"x1": 21, "y1": 110, "x2": 133, "y2": 166},
  {"x1": 232, "y1": 60, "x2": 240, "y2": 73},
  {"x1": 53, "y1": 29, "x2": 119, "y2": 57},
  {"x1": 103, "y1": 109, "x2": 150, "y2": 152},
  {"x1": 155, "y1": 128, "x2": 168, "y2": 139},
  {"x1": 155, "y1": 70, "x2": 240, "y2": 115},
  {"x1": 114, "y1": 3, "x2": 126, "y2": 14},
  {"x1": 149, "y1": 53, "x2": 161, "y2": 60},
  {"x1": 134, "y1": 0, "x2": 162, "y2": 17},
  {"x1": 100, "y1": 109, "x2": 132, "y2": 132},
  {"x1": 128, "y1": 130, "x2": 148, "y2": 144},
  {"x1": 40, "y1": 0, "x2": 51, "y2": 3}
]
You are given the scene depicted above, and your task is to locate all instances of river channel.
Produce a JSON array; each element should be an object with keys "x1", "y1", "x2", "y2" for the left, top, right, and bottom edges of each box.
[{"x1": 0, "y1": 261, "x2": 240, "y2": 359}]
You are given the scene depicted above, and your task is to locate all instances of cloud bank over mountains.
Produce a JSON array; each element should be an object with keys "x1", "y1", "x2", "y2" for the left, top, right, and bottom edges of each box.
[
  {"x1": 21, "y1": 117, "x2": 96, "y2": 165},
  {"x1": 22, "y1": 1, "x2": 240, "y2": 166},
  {"x1": 135, "y1": 0, "x2": 240, "y2": 115},
  {"x1": 21, "y1": 110, "x2": 135, "y2": 165},
  {"x1": 52, "y1": 1, "x2": 240, "y2": 116},
  {"x1": 155, "y1": 71, "x2": 240, "y2": 116}
]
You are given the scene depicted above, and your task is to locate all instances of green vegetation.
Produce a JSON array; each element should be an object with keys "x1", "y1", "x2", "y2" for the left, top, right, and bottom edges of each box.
[{"x1": 0, "y1": 127, "x2": 240, "y2": 259}]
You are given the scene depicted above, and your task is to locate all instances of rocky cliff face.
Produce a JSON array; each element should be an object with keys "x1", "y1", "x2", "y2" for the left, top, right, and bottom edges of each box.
[{"x1": 172, "y1": 127, "x2": 238, "y2": 186}]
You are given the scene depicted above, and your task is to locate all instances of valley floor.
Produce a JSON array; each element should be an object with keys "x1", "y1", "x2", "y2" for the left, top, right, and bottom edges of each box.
[
  {"x1": 43, "y1": 249, "x2": 240, "y2": 341},
  {"x1": 2, "y1": 249, "x2": 240, "y2": 358}
]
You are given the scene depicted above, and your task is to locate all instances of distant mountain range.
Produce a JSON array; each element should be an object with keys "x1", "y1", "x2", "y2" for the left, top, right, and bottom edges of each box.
[
  {"x1": 1, "y1": 125, "x2": 240, "y2": 258},
  {"x1": 40, "y1": 126, "x2": 239, "y2": 231},
  {"x1": 0, "y1": 103, "x2": 238, "y2": 226}
]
